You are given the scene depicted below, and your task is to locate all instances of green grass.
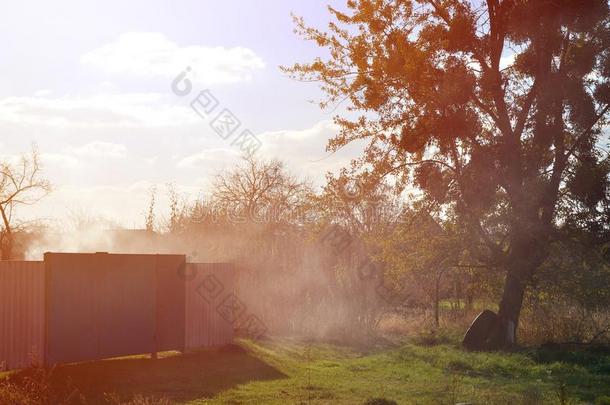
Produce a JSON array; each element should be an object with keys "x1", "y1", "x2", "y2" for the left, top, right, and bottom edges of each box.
[{"x1": 3, "y1": 338, "x2": 610, "y2": 404}]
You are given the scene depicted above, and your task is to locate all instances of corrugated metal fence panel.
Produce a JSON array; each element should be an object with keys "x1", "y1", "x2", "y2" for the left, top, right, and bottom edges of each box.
[
  {"x1": 185, "y1": 263, "x2": 236, "y2": 350},
  {"x1": 0, "y1": 261, "x2": 45, "y2": 370},
  {"x1": 97, "y1": 254, "x2": 157, "y2": 359},
  {"x1": 155, "y1": 254, "x2": 186, "y2": 352},
  {"x1": 45, "y1": 253, "x2": 157, "y2": 364}
]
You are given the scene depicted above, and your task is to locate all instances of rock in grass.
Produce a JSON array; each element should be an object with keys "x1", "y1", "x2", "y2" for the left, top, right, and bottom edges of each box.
[{"x1": 462, "y1": 309, "x2": 498, "y2": 351}]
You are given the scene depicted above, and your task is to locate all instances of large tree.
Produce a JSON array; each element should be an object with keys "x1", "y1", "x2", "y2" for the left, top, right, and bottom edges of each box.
[{"x1": 284, "y1": 0, "x2": 610, "y2": 347}]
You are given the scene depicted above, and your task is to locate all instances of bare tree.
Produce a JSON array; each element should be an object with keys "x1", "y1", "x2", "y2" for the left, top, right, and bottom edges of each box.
[
  {"x1": 164, "y1": 183, "x2": 189, "y2": 234},
  {"x1": 212, "y1": 155, "x2": 311, "y2": 226},
  {"x1": 0, "y1": 149, "x2": 51, "y2": 259},
  {"x1": 144, "y1": 186, "x2": 157, "y2": 232},
  {"x1": 317, "y1": 172, "x2": 405, "y2": 237}
]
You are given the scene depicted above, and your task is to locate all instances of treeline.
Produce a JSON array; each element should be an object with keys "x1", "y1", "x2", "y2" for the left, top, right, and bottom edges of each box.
[
  {"x1": 2, "y1": 149, "x2": 608, "y2": 344},
  {"x1": 143, "y1": 155, "x2": 610, "y2": 345}
]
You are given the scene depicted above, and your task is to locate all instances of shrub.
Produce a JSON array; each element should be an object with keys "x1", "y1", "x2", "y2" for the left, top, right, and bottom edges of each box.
[
  {"x1": 595, "y1": 395, "x2": 610, "y2": 405},
  {"x1": 0, "y1": 366, "x2": 83, "y2": 405}
]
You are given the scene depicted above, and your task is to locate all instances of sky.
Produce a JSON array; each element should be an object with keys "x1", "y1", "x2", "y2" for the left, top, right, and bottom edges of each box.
[{"x1": 0, "y1": 0, "x2": 360, "y2": 227}]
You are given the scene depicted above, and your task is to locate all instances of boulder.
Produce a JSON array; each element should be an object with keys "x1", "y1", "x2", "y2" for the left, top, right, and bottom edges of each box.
[{"x1": 462, "y1": 310, "x2": 498, "y2": 351}]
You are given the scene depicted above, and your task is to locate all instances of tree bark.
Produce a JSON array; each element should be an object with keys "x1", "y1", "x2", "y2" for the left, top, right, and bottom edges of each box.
[
  {"x1": 434, "y1": 268, "x2": 448, "y2": 328},
  {"x1": 0, "y1": 207, "x2": 12, "y2": 260},
  {"x1": 1, "y1": 238, "x2": 12, "y2": 260},
  {"x1": 492, "y1": 231, "x2": 548, "y2": 349},
  {"x1": 434, "y1": 281, "x2": 440, "y2": 328},
  {"x1": 494, "y1": 267, "x2": 528, "y2": 348}
]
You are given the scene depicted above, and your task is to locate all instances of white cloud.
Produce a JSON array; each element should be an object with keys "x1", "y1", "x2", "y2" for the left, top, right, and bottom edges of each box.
[
  {"x1": 256, "y1": 120, "x2": 349, "y2": 168},
  {"x1": 33, "y1": 89, "x2": 53, "y2": 97},
  {"x1": 81, "y1": 32, "x2": 265, "y2": 84},
  {"x1": 176, "y1": 120, "x2": 362, "y2": 186},
  {"x1": 67, "y1": 141, "x2": 127, "y2": 158},
  {"x1": 177, "y1": 147, "x2": 240, "y2": 169},
  {"x1": 175, "y1": 120, "x2": 341, "y2": 173},
  {"x1": 40, "y1": 153, "x2": 81, "y2": 169},
  {"x1": 257, "y1": 120, "x2": 359, "y2": 181},
  {"x1": 0, "y1": 92, "x2": 198, "y2": 127},
  {"x1": 258, "y1": 120, "x2": 340, "y2": 154}
]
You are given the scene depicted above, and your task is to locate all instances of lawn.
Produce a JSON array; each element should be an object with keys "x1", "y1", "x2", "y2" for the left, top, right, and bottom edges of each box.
[{"x1": 3, "y1": 337, "x2": 610, "y2": 404}]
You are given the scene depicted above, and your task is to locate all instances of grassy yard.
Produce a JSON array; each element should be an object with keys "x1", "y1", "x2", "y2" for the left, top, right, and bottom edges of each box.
[{"x1": 3, "y1": 337, "x2": 610, "y2": 404}]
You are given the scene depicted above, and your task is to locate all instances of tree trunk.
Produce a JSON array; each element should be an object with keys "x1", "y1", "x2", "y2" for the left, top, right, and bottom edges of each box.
[
  {"x1": 0, "y1": 207, "x2": 12, "y2": 260},
  {"x1": 434, "y1": 281, "x2": 440, "y2": 327},
  {"x1": 494, "y1": 268, "x2": 528, "y2": 348},
  {"x1": 1, "y1": 242, "x2": 12, "y2": 260},
  {"x1": 0, "y1": 233, "x2": 12, "y2": 260},
  {"x1": 492, "y1": 232, "x2": 547, "y2": 349},
  {"x1": 434, "y1": 268, "x2": 447, "y2": 328}
]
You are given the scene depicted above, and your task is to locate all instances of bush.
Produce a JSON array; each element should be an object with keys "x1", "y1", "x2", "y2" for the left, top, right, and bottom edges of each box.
[
  {"x1": 0, "y1": 369, "x2": 171, "y2": 405},
  {"x1": 411, "y1": 328, "x2": 457, "y2": 346},
  {"x1": 519, "y1": 297, "x2": 610, "y2": 345},
  {"x1": 596, "y1": 395, "x2": 610, "y2": 405},
  {"x1": 0, "y1": 366, "x2": 83, "y2": 405}
]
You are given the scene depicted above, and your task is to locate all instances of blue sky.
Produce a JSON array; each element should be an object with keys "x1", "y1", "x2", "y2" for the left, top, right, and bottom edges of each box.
[{"x1": 0, "y1": 0, "x2": 361, "y2": 226}]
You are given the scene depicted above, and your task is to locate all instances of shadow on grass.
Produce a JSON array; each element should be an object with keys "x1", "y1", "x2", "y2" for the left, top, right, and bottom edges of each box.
[
  {"x1": 529, "y1": 344, "x2": 610, "y2": 374},
  {"x1": 9, "y1": 344, "x2": 287, "y2": 404}
]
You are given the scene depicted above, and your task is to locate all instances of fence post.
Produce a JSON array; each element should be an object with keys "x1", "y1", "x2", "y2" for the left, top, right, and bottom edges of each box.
[{"x1": 151, "y1": 254, "x2": 159, "y2": 360}]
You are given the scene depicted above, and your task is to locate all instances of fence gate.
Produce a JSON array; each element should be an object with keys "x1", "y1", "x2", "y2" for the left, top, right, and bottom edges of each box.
[
  {"x1": 154, "y1": 254, "x2": 186, "y2": 351},
  {"x1": 45, "y1": 253, "x2": 185, "y2": 365}
]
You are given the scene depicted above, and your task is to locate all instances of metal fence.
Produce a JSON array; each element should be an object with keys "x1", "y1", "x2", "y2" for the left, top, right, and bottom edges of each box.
[
  {"x1": 0, "y1": 261, "x2": 45, "y2": 371},
  {"x1": 0, "y1": 253, "x2": 236, "y2": 371},
  {"x1": 185, "y1": 263, "x2": 236, "y2": 349}
]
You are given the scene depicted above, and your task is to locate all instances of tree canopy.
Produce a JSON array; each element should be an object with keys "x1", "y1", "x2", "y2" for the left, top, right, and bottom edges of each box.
[{"x1": 284, "y1": 0, "x2": 610, "y2": 347}]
